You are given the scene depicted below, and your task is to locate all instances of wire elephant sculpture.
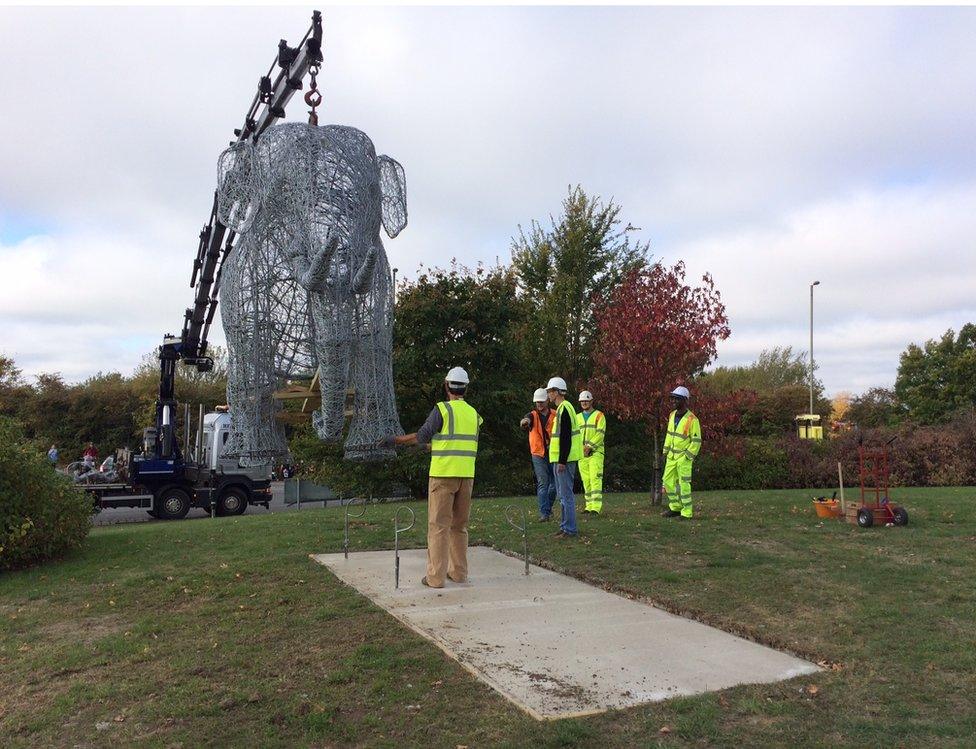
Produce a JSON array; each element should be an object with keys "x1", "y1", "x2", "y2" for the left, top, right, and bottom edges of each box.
[{"x1": 216, "y1": 122, "x2": 406, "y2": 464}]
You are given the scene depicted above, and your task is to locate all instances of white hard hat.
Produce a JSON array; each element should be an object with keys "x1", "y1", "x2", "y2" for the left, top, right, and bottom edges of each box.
[
  {"x1": 446, "y1": 366, "x2": 470, "y2": 385},
  {"x1": 579, "y1": 391, "x2": 593, "y2": 402},
  {"x1": 533, "y1": 388, "x2": 548, "y2": 402},
  {"x1": 546, "y1": 376, "x2": 568, "y2": 392},
  {"x1": 671, "y1": 386, "x2": 690, "y2": 399}
]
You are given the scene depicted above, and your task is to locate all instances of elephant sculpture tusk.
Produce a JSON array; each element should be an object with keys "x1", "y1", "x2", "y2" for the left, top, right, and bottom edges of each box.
[
  {"x1": 303, "y1": 233, "x2": 339, "y2": 291},
  {"x1": 287, "y1": 233, "x2": 339, "y2": 292},
  {"x1": 352, "y1": 245, "x2": 378, "y2": 295}
]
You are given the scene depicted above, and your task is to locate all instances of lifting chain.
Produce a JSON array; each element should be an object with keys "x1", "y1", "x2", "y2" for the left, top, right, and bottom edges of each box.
[{"x1": 305, "y1": 64, "x2": 322, "y2": 126}]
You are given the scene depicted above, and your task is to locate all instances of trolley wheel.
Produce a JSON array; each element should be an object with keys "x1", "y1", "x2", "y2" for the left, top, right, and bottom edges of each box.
[
  {"x1": 217, "y1": 488, "x2": 248, "y2": 517},
  {"x1": 857, "y1": 508, "x2": 874, "y2": 528},
  {"x1": 892, "y1": 506, "x2": 909, "y2": 526},
  {"x1": 156, "y1": 487, "x2": 191, "y2": 520}
]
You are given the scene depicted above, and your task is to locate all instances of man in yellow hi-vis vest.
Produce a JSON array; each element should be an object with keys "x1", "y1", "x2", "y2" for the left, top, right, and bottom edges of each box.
[
  {"x1": 661, "y1": 386, "x2": 702, "y2": 519},
  {"x1": 393, "y1": 367, "x2": 482, "y2": 587},
  {"x1": 547, "y1": 376, "x2": 583, "y2": 539},
  {"x1": 576, "y1": 390, "x2": 606, "y2": 514}
]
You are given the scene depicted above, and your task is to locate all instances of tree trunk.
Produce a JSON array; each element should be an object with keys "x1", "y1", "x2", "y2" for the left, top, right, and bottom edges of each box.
[{"x1": 651, "y1": 424, "x2": 661, "y2": 505}]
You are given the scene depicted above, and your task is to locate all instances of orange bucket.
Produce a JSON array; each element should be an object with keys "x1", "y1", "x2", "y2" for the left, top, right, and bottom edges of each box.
[{"x1": 813, "y1": 498, "x2": 842, "y2": 518}]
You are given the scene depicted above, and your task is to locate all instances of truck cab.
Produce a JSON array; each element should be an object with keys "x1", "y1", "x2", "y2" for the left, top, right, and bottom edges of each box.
[{"x1": 202, "y1": 411, "x2": 233, "y2": 471}]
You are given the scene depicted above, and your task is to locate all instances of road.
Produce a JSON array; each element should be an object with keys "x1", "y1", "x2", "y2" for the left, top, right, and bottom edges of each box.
[{"x1": 91, "y1": 482, "x2": 341, "y2": 526}]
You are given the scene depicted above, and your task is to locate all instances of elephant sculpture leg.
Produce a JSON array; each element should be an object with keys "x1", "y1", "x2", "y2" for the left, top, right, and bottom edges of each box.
[
  {"x1": 309, "y1": 291, "x2": 351, "y2": 443},
  {"x1": 344, "y1": 251, "x2": 402, "y2": 461},
  {"x1": 220, "y1": 237, "x2": 302, "y2": 465}
]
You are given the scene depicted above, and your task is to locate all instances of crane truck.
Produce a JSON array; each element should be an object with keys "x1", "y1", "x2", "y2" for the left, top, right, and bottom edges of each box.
[{"x1": 83, "y1": 11, "x2": 324, "y2": 520}]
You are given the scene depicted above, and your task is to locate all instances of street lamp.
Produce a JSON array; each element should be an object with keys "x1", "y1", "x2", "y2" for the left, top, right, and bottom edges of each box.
[{"x1": 809, "y1": 281, "x2": 820, "y2": 417}]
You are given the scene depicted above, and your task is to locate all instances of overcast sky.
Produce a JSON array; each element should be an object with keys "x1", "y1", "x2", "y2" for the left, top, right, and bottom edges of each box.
[{"x1": 1, "y1": 6, "x2": 974, "y2": 395}]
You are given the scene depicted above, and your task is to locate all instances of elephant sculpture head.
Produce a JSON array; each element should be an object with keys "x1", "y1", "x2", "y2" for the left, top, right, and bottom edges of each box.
[{"x1": 216, "y1": 122, "x2": 406, "y2": 463}]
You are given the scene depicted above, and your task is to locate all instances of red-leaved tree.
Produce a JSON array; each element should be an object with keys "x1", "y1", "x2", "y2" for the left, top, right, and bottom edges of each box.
[
  {"x1": 592, "y1": 262, "x2": 730, "y2": 503},
  {"x1": 690, "y1": 385, "x2": 758, "y2": 459}
]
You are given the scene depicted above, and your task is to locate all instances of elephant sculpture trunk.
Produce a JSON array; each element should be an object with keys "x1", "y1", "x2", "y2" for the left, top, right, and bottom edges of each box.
[{"x1": 216, "y1": 122, "x2": 407, "y2": 464}]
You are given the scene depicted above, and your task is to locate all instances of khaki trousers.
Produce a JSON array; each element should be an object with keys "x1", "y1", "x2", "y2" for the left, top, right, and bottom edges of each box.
[{"x1": 426, "y1": 476, "x2": 474, "y2": 587}]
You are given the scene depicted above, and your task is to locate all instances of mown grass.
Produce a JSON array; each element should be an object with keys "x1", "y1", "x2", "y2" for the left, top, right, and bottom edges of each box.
[{"x1": 2, "y1": 487, "x2": 975, "y2": 747}]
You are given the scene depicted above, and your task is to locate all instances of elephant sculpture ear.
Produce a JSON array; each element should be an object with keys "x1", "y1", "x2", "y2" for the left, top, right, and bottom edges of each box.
[
  {"x1": 217, "y1": 142, "x2": 259, "y2": 233},
  {"x1": 378, "y1": 155, "x2": 407, "y2": 238}
]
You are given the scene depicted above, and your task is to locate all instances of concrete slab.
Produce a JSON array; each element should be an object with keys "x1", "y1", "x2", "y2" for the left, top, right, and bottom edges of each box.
[{"x1": 311, "y1": 546, "x2": 819, "y2": 720}]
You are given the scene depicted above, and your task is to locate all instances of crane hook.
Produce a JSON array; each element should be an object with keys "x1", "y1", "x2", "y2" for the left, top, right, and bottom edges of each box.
[{"x1": 305, "y1": 64, "x2": 322, "y2": 126}]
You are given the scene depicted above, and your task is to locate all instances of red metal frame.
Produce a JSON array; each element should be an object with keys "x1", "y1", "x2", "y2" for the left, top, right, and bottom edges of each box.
[
  {"x1": 858, "y1": 445, "x2": 890, "y2": 509},
  {"x1": 857, "y1": 444, "x2": 899, "y2": 523}
]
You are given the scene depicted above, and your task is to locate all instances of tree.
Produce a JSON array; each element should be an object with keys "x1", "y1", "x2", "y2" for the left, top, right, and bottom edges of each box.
[
  {"x1": 19, "y1": 373, "x2": 74, "y2": 455},
  {"x1": 696, "y1": 347, "x2": 831, "y2": 436},
  {"x1": 895, "y1": 324, "x2": 976, "y2": 423},
  {"x1": 702, "y1": 346, "x2": 821, "y2": 395},
  {"x1": 66, "y1": 373, "x2": 143, "y2": 459},
  {"x1": 592, "y1": 262, "x2": 730, "y2": 503},
  {"x1": 392, "y1": 263, "x2": 535, "y2": 495},
  {"x1": 831, "y1": 391, "x2": 852, "y2": 422},
  {"x1": 0, "y1": 354, "x2": 28, "y2": 419},
  {"x1": 847, "y1": 386, "x2": 906, "y2": 428},
  {"x1": 511, "y1": 186, "x2": 648, "y2": 388},
  {"x1": 692, "y1": 384, "x2": 759, "y2": 442},
  {"x1": 737, "y1": 384, "x2": 833, "y2": 436}
]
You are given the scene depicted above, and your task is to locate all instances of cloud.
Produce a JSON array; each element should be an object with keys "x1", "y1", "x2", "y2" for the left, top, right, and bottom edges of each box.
[
  {"x1": 677, "y1": 182, "x2": 976, "y2": 391},
  {"x1": 0, "y1": 230, "x2": 227, "y2": 381},
  {"x1": 1, "y1": 6, "x2": 975, "y2": 394}
]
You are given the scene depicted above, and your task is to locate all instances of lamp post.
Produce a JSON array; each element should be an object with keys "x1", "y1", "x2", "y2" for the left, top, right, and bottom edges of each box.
[{"x1": 809, "y1": 280, "x2": 820, "y2": 417}]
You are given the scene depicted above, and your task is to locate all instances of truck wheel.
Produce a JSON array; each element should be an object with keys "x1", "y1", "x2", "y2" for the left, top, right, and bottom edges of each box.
[
  {"x1": 857, "y1": 508, "x2": 874, "y2": 528},
  {"x1": 156, "y1": 488, "x2": 191, "y2": 520},
  {"x1": 218, "y1": 488, "x2": 248, "y2": 517},
  {"x1": 893, "y1": 507, "x2": 909, "y2": 526}
]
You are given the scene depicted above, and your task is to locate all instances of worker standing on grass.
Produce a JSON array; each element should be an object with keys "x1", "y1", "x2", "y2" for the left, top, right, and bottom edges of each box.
[
  {"x1": 577, "y1": 391, "x2": 606, "y2": 514},
  {"x1": 520, "y1": 388, "x2": 557, "y2": 521},
  {"x1": 547, "y1": 377, "x2": 582, "y2": 539},
  {"x1": 392, "y1": 367, "x2": 482, "y2": 588},
  {"x1": 661, "y1": 386, "x2": 701, "y2": 519}
]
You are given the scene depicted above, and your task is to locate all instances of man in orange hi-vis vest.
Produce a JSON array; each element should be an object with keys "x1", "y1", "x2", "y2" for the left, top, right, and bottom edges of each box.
[{"x1": 520, "y1": 388, "x2": 557, "y2": 521}]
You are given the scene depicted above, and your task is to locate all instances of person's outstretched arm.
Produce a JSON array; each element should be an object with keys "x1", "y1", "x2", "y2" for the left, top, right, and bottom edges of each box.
[{"x1": 393, "y1": 406, "x2": 443, "y2": 448}]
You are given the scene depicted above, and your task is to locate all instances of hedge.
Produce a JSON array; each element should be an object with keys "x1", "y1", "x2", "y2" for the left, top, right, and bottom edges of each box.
[
  {"x1": 292, "y1": 411, "x2": 976, "y2": 498},
  {"x1": 694, "y1": 414, "x2": 976, "y2": 492},
  {"x1": 0, "y1": 418, "x2": 92, "y2": 571}
]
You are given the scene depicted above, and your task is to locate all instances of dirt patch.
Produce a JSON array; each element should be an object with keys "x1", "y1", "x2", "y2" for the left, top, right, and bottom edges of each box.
[
  {"x1": 0, "y1": 599, "x2": 50, "y2": 616},
  {"x1": 38, "y1": 614, "x2": 126, "y2": 646},
  {"x1": 491, "y1": 661, "x2": 597, "y2": 708}
]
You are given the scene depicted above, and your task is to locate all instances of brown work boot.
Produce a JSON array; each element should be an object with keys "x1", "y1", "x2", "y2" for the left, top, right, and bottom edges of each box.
[{"x1": 661, "y1": 509, "x2": 681, "y2": 518}]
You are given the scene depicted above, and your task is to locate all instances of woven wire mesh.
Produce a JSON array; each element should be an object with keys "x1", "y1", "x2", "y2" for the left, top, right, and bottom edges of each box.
[{"x1": 217, "y1": 123, "x2": 405, "y2": 464}]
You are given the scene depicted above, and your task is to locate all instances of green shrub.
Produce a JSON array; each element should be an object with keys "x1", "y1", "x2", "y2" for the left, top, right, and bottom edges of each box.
[{"x1": 0, "y1": 417, "x2": 92, "y2": 571}]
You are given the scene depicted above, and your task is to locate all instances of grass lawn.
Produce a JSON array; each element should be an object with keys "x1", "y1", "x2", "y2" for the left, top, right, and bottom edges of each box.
[{"x1": 2, "y1": 487, "x2": 975, "y2": 748}]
